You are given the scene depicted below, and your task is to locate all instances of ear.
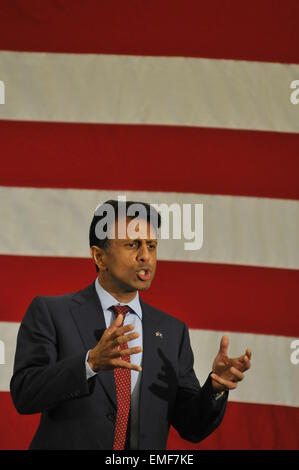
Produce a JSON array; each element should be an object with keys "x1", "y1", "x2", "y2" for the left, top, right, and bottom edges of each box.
[{"x1": 90, "y1": 245, "x2": 107, "y2": 272}]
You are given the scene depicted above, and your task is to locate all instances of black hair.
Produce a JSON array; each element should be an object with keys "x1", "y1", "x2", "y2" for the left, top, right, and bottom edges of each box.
[{"x1": 89, "y1": 199, "x2": 161, "y2": 272}]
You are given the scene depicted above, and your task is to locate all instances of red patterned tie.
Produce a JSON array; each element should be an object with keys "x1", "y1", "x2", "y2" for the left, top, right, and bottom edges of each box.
[{"x1": 111, "y1": 304, "x2": 131, "y2": 450}]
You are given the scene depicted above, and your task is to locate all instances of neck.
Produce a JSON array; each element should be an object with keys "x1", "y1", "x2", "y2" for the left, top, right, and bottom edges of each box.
[{"x1": 98, "y1": 275, "x2": 137, "y2": 303}]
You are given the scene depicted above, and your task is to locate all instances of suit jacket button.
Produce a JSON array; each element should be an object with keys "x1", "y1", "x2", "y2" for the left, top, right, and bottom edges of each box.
[{"x1": 107, "y1": 412, "x2": 115, "y2": 422}]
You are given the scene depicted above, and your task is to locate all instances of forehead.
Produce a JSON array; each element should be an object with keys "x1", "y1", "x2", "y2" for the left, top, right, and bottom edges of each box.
[{"x1": 112, "y1": 216, "x2": 158, "y2": 240}]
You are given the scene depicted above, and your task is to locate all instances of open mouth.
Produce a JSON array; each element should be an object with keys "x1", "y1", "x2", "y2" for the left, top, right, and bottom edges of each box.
[{"x1": 136, "y1": 269, "x2": 151, "y2": 281}]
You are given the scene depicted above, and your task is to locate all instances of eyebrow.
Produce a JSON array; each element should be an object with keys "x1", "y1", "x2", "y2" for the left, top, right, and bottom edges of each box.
[{"x1": 123, "y1": 239, "x2": 157, "y2": 243}]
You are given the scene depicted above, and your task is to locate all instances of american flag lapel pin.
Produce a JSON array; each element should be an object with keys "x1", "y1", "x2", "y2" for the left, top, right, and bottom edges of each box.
[{"x1": 155, "y1": 331, "x2": 163, "y2": 339}]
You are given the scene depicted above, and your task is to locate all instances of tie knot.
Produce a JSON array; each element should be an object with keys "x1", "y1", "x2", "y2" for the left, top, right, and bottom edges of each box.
[{"x1": 111, "y1": 305, "x2": 131, "y2": 318}]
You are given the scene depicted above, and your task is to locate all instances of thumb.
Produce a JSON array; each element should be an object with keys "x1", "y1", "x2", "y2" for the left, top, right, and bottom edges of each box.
[{"x1": 219, "y1": 335, "x2": 229, "y2": 356}]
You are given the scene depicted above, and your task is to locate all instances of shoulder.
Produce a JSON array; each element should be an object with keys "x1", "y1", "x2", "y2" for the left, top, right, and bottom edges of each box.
[
  {"x1": 28, "y1": 283, "x2": 94, "y2": 312},
  {"x1": 22, "y1": 284, "x2": 95, "y2": 328}
]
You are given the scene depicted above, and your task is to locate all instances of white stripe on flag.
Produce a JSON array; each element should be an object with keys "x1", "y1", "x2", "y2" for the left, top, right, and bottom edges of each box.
[
  {"x1": 0, "y1": 322, "x2": 19, "y2": 392},
  {"x1": 0, "y1": 186, "x2": 298, "y2": 269},
  {"x1": 0, "y1": 51, "x2": 299, "y2": 133}
]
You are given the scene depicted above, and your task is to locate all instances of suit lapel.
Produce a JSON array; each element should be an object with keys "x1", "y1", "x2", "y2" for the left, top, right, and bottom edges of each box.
[
  {"x1": 70, "y1": 283, "x2": 117, "y2": 409},
  {"x1": 139, "y1": 299, "x2": 164, "y2": 434}
]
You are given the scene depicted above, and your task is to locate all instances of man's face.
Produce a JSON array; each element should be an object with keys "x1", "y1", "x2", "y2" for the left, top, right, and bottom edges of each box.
[{"x1": 98, "y1": 216, "x2": 158, "y2": 293}]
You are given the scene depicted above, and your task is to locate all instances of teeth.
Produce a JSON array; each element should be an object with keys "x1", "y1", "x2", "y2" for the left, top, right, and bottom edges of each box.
[{"x1": 139, "y1": 270, "x2": 146, "y2": 275}]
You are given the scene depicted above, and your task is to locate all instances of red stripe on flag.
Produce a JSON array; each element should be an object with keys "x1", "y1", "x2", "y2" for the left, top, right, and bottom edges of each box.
[
  {"x1": 0, "y1": 393, "x2": 40, "y2": 450},
  {"x1": 0, "y1": 392, "x2": 297, "y2": 450},
  {"x1": 0, "y1": 1, "x2": 298, "y2": 63},
  {"x1": 1, "y1": 121, "x2": 299, "y2": 200},
  {"x1": 1, "y1": 255, "x2": 298, "y2": 337}
]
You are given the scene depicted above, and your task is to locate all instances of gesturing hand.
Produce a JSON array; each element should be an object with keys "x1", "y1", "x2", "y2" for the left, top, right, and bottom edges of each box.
[
  {"x1": 211, "y1": 335, "x2": 252, "y2": 392},
  {"x1": 87, "y1": 314, "x2": 142, "y2": 372}
]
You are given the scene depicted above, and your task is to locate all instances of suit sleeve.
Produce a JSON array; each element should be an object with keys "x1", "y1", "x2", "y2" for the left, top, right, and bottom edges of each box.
[
  {"x1": 10, "y1": 296, "x2": 96, "y2": 415},
  {"x1": 171, "y1": 323, "x2": 228, "y2": 443}
]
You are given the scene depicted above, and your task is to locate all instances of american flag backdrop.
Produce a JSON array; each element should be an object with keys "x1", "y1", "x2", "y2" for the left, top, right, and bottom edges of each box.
[{"x1": 0, "y1": 0, "x2": 299, "y2": 450}]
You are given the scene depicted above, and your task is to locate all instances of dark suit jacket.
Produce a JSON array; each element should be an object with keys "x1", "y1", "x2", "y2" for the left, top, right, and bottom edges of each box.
[{"x1": 10, "y1": 282, "x2": 228, "y2": 450}]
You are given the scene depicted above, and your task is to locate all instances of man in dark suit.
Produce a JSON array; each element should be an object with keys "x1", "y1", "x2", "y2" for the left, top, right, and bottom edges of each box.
[{"x1": 10, "y1": 200, "x2": 251, "y2": 450}]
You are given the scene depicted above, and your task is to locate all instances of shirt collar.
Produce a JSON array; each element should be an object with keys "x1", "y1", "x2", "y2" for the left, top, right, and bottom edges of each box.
[{"x1": 95, "y1": 277, "x2": 142, "y2": 320}]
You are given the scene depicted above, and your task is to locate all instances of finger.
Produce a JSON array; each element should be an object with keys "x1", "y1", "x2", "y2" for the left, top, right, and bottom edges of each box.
[
  {"x1": 112, "y1": 313, "x2": 124, "y2": 328},
  {"x1": 243, "y1": 356, "x2": 251, "y2": 370},
  {"x1": 211, "y1": 373, "x2": 237, "y2": 390},
  {"x1": 106, "y1": 314, "x2": 125, "y2": 337},
  {"x1": 112, "y1": 332, "x2": 140, "y2": 347},
  {"x1": 110, "y1": 324, "x2": 136, "y2": 340},
  {"x1": 234, "y1": 352, "x2": 250, "y2": 365},
  {"x1": 219, "y1": 335, "x2": 229, "y2": 356},
  {"x1": 237, "y1": 355, "x2": 251, "y2": 371},
  {"x1": 238, "y1": 349, "x2": 252, "y2": 364},
  {"x1": 120, "y1": 346, "x2": 143, "y2": 358},
  {"x1": 111, "y1": 346, "x2": 142, "y2": 358},
  {"x1": 245, "y1": 347, "x2": 252, "y2": 360},
  {"x1": 114, "y1": 359, "x2": 142, "y2": 372},
  {"x1": 230, "y1": 366, "x2": 244, "y2": 382}
]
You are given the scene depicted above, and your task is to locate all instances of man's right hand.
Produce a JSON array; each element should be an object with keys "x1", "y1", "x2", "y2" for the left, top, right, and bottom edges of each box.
[{"x1": 87, "y1": 314, "x2": 142, "y2": 372}]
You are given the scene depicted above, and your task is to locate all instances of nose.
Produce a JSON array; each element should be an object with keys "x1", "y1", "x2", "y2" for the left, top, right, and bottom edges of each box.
[{"x1": 136, "y1": 240, "x2": 150, "y2": 263}]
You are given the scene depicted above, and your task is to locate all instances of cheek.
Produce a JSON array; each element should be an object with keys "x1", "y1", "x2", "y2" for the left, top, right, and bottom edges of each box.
[{"x1": 109, "y1": 254, "x2": 134, "y2": 273}]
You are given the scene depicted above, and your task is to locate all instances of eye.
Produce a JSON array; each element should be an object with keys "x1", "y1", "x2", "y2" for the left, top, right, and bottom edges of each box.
[{"x1": 147, "y1": 243, "x2": 157, "y2": 250}]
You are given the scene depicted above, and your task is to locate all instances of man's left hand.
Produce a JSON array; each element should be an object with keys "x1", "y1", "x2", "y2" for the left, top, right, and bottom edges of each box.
[{"x1": 211, "y1": 336, "x2": 252, "y2": 392}]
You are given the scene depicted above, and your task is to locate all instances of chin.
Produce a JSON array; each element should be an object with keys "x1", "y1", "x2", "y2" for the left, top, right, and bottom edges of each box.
[
  {"x1": 136, "y1": 281, "x2": 152, "y2": 291},
  {"x1": 137, "y1": 285, "x2": 150, "y2": 291}
]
